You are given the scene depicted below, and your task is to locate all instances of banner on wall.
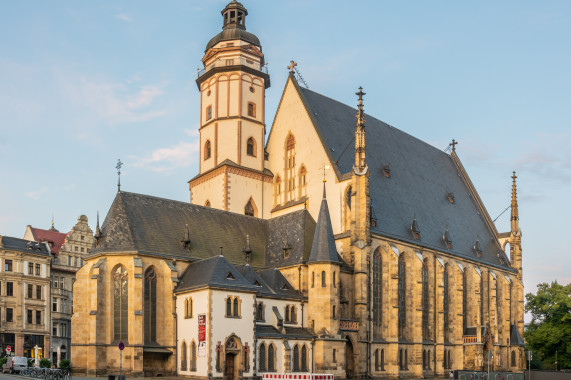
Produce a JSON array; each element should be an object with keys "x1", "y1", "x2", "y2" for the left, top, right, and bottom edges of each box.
[
  {"x1": 198, "y1": 341, "x2": 207, "y2": 357},
  {"x1": 198, "y1": 314, "x2": 206, "y2": 342}
]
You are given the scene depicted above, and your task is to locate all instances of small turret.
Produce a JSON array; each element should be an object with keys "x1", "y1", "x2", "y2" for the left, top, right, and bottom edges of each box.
[{"x1": 511, "y1": 171, "x2": 519, "y2": 234}]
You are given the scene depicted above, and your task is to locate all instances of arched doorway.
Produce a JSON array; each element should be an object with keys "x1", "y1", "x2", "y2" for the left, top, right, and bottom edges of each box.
[
  {"x1": 224, "y1": 336, "x2": 241, "y2": 380},
  {"x1": 345, "y1": 338, "x2": 355, "y2": 378}
]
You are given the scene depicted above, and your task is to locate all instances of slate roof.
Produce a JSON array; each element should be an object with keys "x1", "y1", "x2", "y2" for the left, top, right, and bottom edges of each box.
[
  {"x1": 1, "y1": 235, "x2": 51, "y2": 256},
  {"x1": 308, "y1": 187, "x2": 340, "y2": 264},
  {"x1": 255, "y1": 325, "x2": 314, "y2": 340},
  {"x1": 292, "y1": 78, "x2": 509, "y2": 270},
  {"x1": 28, "y1": 227, "x2": 67, "y2": 254},
  {"x1": 93, "y1": 191, "x2": 314, "y2": 269},
  {"x1": 235, "y1": 265, "x2": 304, "y2": 300},
  {"x1": 176, "y1": 255, "x2": 259, "y2": 293}
]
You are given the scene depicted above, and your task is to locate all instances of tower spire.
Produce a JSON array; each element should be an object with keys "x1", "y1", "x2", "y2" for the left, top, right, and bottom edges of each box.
[
  {"x1": 511, "y1": 171, "x2": 519, "y2": 233},
  {"x1": 354, "y1": 87, "x2": 367, "y2": 173}
]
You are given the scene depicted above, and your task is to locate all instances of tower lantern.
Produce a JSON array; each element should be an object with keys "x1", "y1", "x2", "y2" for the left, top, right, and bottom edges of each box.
[{"x1": 222, "y1": 1, "x2": 248, "y2": 30}]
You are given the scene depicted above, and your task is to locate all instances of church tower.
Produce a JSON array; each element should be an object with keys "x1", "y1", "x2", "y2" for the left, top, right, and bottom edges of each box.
[{"x1": 189, "y1": 1, "x2": 272, "y2": 214}]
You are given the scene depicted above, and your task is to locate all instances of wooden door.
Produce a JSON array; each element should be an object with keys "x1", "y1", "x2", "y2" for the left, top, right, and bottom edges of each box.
[{"x1": 225, "y1": 353, "x2": 235, "y2": 380}]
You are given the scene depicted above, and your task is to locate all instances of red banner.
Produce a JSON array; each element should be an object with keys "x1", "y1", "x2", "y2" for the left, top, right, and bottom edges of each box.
[{"x1": 198, "y1": 314, "x2": 206, "y2": 342}]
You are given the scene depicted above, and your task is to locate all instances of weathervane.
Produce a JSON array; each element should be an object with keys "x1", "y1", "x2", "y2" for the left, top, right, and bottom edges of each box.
[{"x1": 116, "y1": 159, "x2": 123, "y2": 192}]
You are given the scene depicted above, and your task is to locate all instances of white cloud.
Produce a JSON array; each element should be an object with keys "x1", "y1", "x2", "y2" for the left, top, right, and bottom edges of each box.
[
  {"x1": 131, "y1": 141, "x2": 200, "y2": 173},
  {"x1": 25, "y1": 188, "x2": 48, "y2": 200},
  {"x1": 115, "y1": 13, "x2": 132, "y2": 22}
]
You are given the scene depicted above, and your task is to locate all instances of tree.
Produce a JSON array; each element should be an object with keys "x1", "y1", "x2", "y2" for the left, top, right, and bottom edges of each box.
[{"x1": 524, "y1": 281, "x2": 571, "y2": 369}]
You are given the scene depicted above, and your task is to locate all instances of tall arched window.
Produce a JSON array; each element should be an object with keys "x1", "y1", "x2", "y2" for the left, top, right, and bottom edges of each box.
[
  {"x1": 285, "y1": 305, "x2": 290, "y2": 322},
  {"x1": 226, "y1": 297, "x2": 232, "y2": 317},
  {"x1": 257, "y1": 302, "x2": 264, "y2": 321},
  {"x1": 381, "y1": 349, "x2": 385, "y2": 371},
  {"x1": 181, "y1": 341, "x2": 187, "y2": 371},
  {"x1": 268, "y1": 344, "x2": 275, "y2": 372},
  {"x1": 291, "y1": 306, "x2": 296, "y2": 323},
  {"x1": 375, "y1": 349, "x2": 379, "y2": 371},
  {"x1": 444, "y1": 264, "x2": 450, "y2": 340},
  {"x1": 398, "y1": 255, "x2": 406, "y2": 339},
  {"x1": 511, "y1": 350, "x2": 516, "y2": 366},
  {"x1": 422, "y1": 259, "x2": 429, "y2": 340},
  {"x1": 191, "y1": 341, "x2": 197, "y2": 371},
  {"x1": 463, "y1": 270, "x2": 468, "y2": 332},
  {"x1": 293, "y1": 345, "x2": 300, "y2": 372},
  {"x1": 259, "y1": 344, "x2": 266, "y2": 371},
  {"x1": 321, "y1": 271, "x2": 326, "y2": 287},
  {"x1": 247, "y1": 137, "x2": 256, "y2": 157},
  {"x1": 301, "y1": 345, "x2": 308, "y2": 372},
  {"x1": 245, "y1": 198, "x2": 256, "y2": 217},
  {"x1": 284, "y1": 134, "x2": 296, "y2": 201},
  {"x1": 344, "y1": 186, "x2": 352, "y2": 230},
  {"x1": 422, "y1": 349, "x2": 426, "y2": 370},
  {"x1": 373, "y1": 249, "x2": 383, "y2": 338},
  {"x1": 204, "y1": 140, "x2": 211, "y2": 160},
  {"x1": 480, "y1": 271, "x2": 484, "y2": 325},
  {"x1": 233, "y1": 297, "x2": 239, "y2": 317},
  {"x1": 144, "y1": 267, "x2": 157, "y2": 343},
  {"x1": 113, "y1": 265, "x2": 128, "y2": 342}
]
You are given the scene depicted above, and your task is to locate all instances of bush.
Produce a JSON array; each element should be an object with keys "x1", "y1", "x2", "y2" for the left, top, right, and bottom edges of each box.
[
  {"x1": 59, "y1": 359, "x2": 70, "y2": 370},
  {"x1": 39, "y1": 358, "x2": 51, "y2": 368},
  {"x1": 0, "y1": 357, "x2": 7, "y2": 367}
]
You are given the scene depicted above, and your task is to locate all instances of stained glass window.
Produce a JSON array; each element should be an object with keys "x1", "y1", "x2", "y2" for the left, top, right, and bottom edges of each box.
[
  {"x1": 113, "y1": 265, "x2": 128, "y2": 342},
  {"x1": 398, "y1": 255, "x2": 406, "y2": 339},
  {"x1": 144, "y1": 267, "x2": 157, "y2": 343},
  {"x1": 373, "y1": 249, "x2": 382, "y2": 338}
]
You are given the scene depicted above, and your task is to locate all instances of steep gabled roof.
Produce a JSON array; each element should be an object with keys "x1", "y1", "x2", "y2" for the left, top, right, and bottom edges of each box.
[
  {"x1": 235, "y1": 265, "x2": 303, "y2": 299},
  {"x1": 28, "y1": 227, "x2": 67, "y2": 254},
  {"x1": 290, "y1": 77, "x2": 509, "y2": 269},
  {"x1": 308, "y1": 187, "x2": 340, "y2": 264},
  {"x1": 1, "y1": 235, "x2": 51, "y2": 256},
  {"x1": 94, "y1": 191, "x2": 268, "y2": 266},
  {"x1": 176, "y1": 255, "x2": 258, "y2": 292}
]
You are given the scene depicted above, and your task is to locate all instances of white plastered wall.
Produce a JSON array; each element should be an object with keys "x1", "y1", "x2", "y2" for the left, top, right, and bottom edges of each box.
[{"x1": 177, "y1": 290, "x2": 209, "y2": 377}]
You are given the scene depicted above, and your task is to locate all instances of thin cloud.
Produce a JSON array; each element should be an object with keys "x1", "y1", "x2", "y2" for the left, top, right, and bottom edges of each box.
[
  {"x1": 25, "y1": 188, "x2": 48, "y2": 200},
  {"x1": 131, "y1": 141, "x2": 200, "y2": 173},
  {"x1": 115, "y1": 13, "x2": 132, "y2": 22}
]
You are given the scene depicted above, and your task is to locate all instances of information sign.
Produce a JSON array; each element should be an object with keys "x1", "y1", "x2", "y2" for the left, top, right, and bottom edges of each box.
[{"x1": 198, "y1": 314, "x2": 206, "y2": 342}]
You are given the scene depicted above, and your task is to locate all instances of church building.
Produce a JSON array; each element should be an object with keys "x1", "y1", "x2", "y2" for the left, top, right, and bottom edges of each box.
[{"x1": 71, "y1": 1, "x2": 525, "y2": 378}]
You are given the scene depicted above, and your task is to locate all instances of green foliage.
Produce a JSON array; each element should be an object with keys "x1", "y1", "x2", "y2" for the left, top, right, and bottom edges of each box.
[
  {"x1": 28, "y1": 359, "x2": 34, "y2": 367},
  {"x1": 524, "y1": 281, "x2": 571, "y2": 369},
  {"x1": 39, "y1": 358, "x2": 51, "y2": 368},
  {"x1": 0, "y1": 357, "x2": 7, "y2": 367},
  {"x1": 59, "y1": 359, "x2": 71, "y2": 370}
]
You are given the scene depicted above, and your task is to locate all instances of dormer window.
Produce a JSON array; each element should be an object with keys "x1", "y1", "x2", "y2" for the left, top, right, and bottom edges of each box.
[
  {"x1": 382, "y1": 164, "x2": 391, "y2": 178},
  {"x1": 447, "y1": 192, "x2": 455, "y2": 204},
  {"x1": 226, "y1": 272, "x2": 235, "y2": 280},
  {"x1": 443, "y1": 226, "x2": 452, "y2": 249}
]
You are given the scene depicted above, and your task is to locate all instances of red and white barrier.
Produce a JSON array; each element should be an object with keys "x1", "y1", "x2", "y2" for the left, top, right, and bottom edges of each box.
[{"x1": 262, "y1": 374, "x2": 334, "y2": 380}]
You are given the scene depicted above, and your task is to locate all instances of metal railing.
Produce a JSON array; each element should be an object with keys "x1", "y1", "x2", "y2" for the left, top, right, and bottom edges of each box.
[{"x1": 198, "y1": 57, "x2": 268, "y2": 77}]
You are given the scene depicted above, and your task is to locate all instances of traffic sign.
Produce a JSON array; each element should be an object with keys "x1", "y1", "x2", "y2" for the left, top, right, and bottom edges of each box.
[
  {"x1": 119, "y1": 342, "x2": 125, "y2": 351},
  {"x1": 6, "y1": 346, "x2": 11, "y2": 353}
]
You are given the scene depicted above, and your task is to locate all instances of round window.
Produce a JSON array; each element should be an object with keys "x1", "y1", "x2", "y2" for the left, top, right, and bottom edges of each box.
[{"x1": 249, "y1": 86, "x2": 255, "y2": 93}]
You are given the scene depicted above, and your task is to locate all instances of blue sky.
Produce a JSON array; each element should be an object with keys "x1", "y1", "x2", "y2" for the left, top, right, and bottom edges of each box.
[{"x1": 1, "y1": 1, "x2": 570, "y2": 298}]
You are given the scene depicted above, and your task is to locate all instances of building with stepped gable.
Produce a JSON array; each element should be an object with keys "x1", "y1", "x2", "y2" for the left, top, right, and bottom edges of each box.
[{"x1": 71, "y1": 1, "x2": 525, "y2": 378}]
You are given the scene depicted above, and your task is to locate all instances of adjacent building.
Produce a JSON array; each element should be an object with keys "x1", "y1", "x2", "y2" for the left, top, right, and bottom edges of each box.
[
  {"x1": 71, "y1": 1, "x2": 525, "y2": 378},
  {"x1": 24, "y1": 215, "x2": 94, "y2": 364},
  {"x1": 0, "y1": 236, "x2": 52, "y2": 359}
]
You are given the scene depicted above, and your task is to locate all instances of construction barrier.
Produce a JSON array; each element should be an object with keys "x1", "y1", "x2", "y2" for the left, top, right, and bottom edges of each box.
[{"x1": 262, "y1": 374, "x2": 334, "y2": 380}]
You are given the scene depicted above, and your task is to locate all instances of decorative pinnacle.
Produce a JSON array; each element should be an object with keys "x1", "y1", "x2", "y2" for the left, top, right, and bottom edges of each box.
[
  {"x1": 287, "y1": 60, "x2": 297, "y2": 74},
  {"x1": 356, "y1": 87, "x2": 365, "y2": 126}
]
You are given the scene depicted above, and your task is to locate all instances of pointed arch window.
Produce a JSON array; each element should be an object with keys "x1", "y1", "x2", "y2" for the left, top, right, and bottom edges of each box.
[
  {"x1": 226, "y1": 297, "x2": 232, "y2": 317},
  {"x1": 181, "y1": 341, "x2": 187, "y2": 371},
  {"x1": 144, "y1": 267, "x2": 157, "y2": 343},
  {"x1": 444, "y1": 264, "x2": 450, "y2": 340},
  {"x1": 268, "y1": 344, "x2": 275, "y2": 372},
  {"x1": 257, "y1": 302, "x2": 264, "y2": 321},
  {"x1": 301, "y1": 345, "x2": 308, "y2": 372},
  {"x1": 190, "y1": 341, "x2": 197, "y2": 371},
  {"x1": 274, "y1": 175, "x2": 282, "y2": 206},
  {"x1": 204, "y1": 140, "x2": 211, "y2": 160},
  {"x1": 463, "y1": 270, "x2": 468, "y2": 332},
  {"x1": 373, "y1": 249, "x2": 383, "y2": 339},
  {"x1": 284, "y1": 134, "x2": 296, "y2": 201},
  {"x1": 233, "y1": 298, "x2": 239, "y2": 317},
  {"x1": 511, "y1": 350, "x2": 516, "y2": 367},
  {"x1": 321, "y1": 271, "x2": 326, "y2": 287},
  {"x1": 113, "y1": 265, "x2": 128, "y2": 342},
  {"x1": 293, "y1": 345, "x2": 300, "y2": 372},
  {"x1": 245, "y1": 198, "x2": 256, "y2": 217},
  {"x1": 247, "y1": 137, "x2": 256, "y2": 157},
  {"x1": 344, "y1": 185, "x2": 353, "y2": 230},
  {"x1": 381, "y1": 349, "x2": 385, "y2": 371},
  {"x1": 259, "y1": 344, "x2": 266, "y2": 371},
  {"x1": 298, "y1": 165, "x2": 307, "y2": 197},
  {"x1": 398, "y1": 255, "x2": 406, "y2": 339},
  {"x1": 204, "y1": 200, "x2": 211, "y2": 207},
  {"x1": 422, "y1": 259, "x2": 429, "y2": 340},
  {"x1": 375, "y1": 349, "x2": 379, "y2": 371},
  {"x1": 285, "y1": 305, "x2": 290, "y2": 323},
  {"x1": 480, "y1": 272, "x2": 484, "y2": 325}
]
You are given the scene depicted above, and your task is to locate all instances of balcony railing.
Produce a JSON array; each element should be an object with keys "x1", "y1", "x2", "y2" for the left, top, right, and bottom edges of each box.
[{"x1": 198, "y1": 57, "x2": 268, "y2": 78}]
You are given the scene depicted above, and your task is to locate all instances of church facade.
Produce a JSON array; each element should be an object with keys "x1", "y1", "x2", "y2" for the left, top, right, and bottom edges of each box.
[{"x1": 71, "y1": 1, "x2": 525, "y2": 378}]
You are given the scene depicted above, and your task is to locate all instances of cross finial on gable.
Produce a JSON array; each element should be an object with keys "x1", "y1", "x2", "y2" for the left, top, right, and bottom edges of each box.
[
  {"x1": 116, "y1": 159, "x2": 123, "y2": 192},
  {"x1": 287, "y1": 60, "x2": 297, "y2": 74},
  {"x1": 450, "y1": 139, "x2": 458, "y2": 153}
]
